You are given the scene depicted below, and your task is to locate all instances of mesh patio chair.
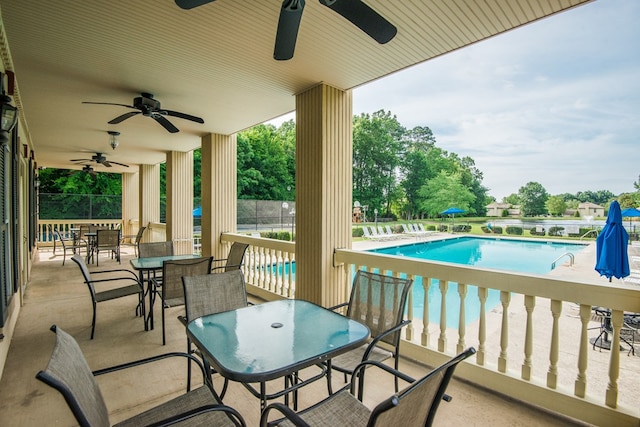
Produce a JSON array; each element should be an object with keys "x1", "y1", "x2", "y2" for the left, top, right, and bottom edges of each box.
[
  {"x1": 95, "y1": 229, "x2": 121, "y2": 266},
  {"x1": 139, "y1": 241, "x2": 175, "y2": 258},
  {"x1": 54, "y1": 228, "x2": 87, "y2": 266},
  {"x1": 328, "y1": 270, "x2": 413, "y2": 394},
  {"x1": 260, "y1": 347, "x2": 476, "y2": 427},
  {"x1": 36, "y1": 325, "x2": 246, "y2": 427},
  {"x1": 71, "y1": 254, "x2": 145, "y2": 339},
  {"x1": 211, "y1": 242, "x2": 249, "y2": 273},
  {"x1": 181, "y1": 270, "x2": 248, "y2": 395},
  {"x1": 151, "y1": 256, "x2": 213, "y2": 345},
  {"x1": 121, "y1": 225, "x2": 147, "y2": 257}
]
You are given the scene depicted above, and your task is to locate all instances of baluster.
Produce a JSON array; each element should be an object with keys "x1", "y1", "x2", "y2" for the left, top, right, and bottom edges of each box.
[
  {"x1": 287, "y1": 251, "x2": 294, "y2": 298},
  {"x1": 438, "y1": 279, "x2": 448, "y2": 352},
  {"x1": 246, "y1": 246, "x2": 255, "y2": 284},
  {"x1": 606, "y1": 309, "x2": 623, "y2": 408},
  {"x1": 522, "y1": 295, "x2": 535, "y2": 380},
  {"x1": 421, "y1": 276, "x2": 431, "y2": 347},
  {"x1": 477, "y1": 287, "x2": 487, "y2": 365},
  {"x1": 574, "y1": 304, "x2": 590, "y2": 397},
  {"x1": 547, "y1": 299, "x2": 561, "y2": 388},
  {"x1": 498, "y1": 291, "x2": 510, "y2": 373},
  {"x1": 406, "y1": 274, "x2": 414, "y2": 341},
  {"x1": 258, "y1": 246, "x2": 266, "y2": 289},
  {"x1": 457, "y1": 283, "x2": 467, "y2": 353},
  {"x1": 275, "y1": 249, "x2": 283, "y2": 295},
  {"x1": 266, "y1": 249, "x2": 275, "y2": 292}
]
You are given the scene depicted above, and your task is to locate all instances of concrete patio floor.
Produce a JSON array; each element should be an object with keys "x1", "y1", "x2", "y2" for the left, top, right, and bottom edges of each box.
[{"x1": 0, "y1": 241, "x2": 596, "y2": 426}]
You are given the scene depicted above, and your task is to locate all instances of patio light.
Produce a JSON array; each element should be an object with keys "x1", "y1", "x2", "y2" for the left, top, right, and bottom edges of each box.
[
  {"x1": 108, "y1": 131, "x2": 120, "y2": 150},
  {"x1": 0, "y1": 72, "x2": 18, "y2": 139}
]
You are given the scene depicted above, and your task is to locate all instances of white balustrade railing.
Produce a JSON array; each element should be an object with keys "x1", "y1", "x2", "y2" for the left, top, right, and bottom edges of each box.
[{"x1": 219, "y1": 232, "x2": 640, "y2": 426}]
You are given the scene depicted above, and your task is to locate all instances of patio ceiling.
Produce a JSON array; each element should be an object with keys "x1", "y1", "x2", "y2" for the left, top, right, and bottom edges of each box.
[{"x1": 0, "y1": 0, "x2": 591, "y2": 173}]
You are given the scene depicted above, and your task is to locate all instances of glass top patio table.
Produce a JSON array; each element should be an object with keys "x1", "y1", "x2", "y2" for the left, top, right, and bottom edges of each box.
[
  {"x1": 187, "y1": 299, "x2": 370, "y2": 406},
  {"x1": 130, "y1": 254, "x2": 201, "y2": 330}
]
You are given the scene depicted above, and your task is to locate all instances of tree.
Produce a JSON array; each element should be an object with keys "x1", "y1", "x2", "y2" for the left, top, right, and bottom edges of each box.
[
  {"x1": 518, "y1": 182, "x2": 549, "y2": 216},
  {"x1": 353, "y1": 110, "x2": 405, "y2": 217},
  {"x1": 418, "y1": 171, "x2": 475, "y2": 217},
  {"x1": 503, "y1": 193, "x2": 520, "y2": 205},
  {"x1": 545, "y1": 195, "x2": 567, "y2": 216}
]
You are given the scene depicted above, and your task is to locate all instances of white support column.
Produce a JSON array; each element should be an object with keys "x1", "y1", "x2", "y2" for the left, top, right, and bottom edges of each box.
[
  {"x1": 139, "y1": 164, "x2": 161, "y2": 242},
  {"x1": 121, "y1": 171, "x2": 139, "y2": 240},
  {"x1": 166, "y1": 151, "x2": 194, "y2": 255},
  {"x1": 295, "y1": 83, "x2": 353, "y2": 307},
  {"x1": 201, "y1": 133, "x2": 237, "y2": 261}
]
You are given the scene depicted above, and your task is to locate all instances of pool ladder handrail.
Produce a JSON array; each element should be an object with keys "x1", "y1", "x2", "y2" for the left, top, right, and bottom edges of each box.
[
  {"x1": 551, "y1": 252, "x2": 574, "y2": 269},
  {"x1": 580, "y1": 229, "x2": 599, "y2": 240}
]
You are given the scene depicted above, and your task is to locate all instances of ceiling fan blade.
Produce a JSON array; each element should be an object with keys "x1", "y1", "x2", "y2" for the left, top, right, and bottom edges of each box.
[
  {"x1": 83, "y1": 101, "x2": 137, "y2": 109},
  {"x1": 152, "y1": 114, "x2": 179, "y2": 133},
  {"x1": 319, "y1": 0, "x2": 397, "y2": 44},
  {"x1": 175, "y1": 0, "x2": 216, "y2": 10},
  {"x1": 70, "y1": 158, "x2": 91, "y2": 162},
  {"x1": 108, "y1": 161, "x2": 130, "y2": 168},
  {"x1": 274, "y1": 0, "x2": 306, "y2": 61},
  {"x1": 164, "y1": 109, "x2": 205, "y2": 124},
  {"x1": 108, "y1": 111, "x2": 141, "y2": 124},
  {"x1": 101, "y1": 161, "x2": 112, "y2": 167}
]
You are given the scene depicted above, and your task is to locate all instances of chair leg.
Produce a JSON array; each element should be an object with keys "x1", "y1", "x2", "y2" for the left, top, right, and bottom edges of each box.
[
  {"x1": 91, "y1": 301, "x2": 97, "y2": 340},
  {"x1": 161, "y1": 301, "x2": 166, "y2": 345}
]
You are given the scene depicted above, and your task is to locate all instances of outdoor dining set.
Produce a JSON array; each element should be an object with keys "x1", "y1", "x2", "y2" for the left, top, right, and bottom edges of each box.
[{"x1": 37, "y1": 236, "x2": 476, "y2": 426}]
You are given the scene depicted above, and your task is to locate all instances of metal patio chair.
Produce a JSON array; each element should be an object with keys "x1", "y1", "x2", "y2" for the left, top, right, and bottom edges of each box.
[
  {"x1": 36, "y1": 325, "x2": 246, "y2": 427},
  {"x1": 95, "y1": 229, "x2": 121, "y2": 266},
  {"x1": 181, "y1": 270, "x2": 249, "y2": 394},
  {"x1": 211, "y1": 242, "x2": 249, "y2": 273},
  {"x1": 261, "y1": 347, "x2": 476, "y2": 427},
  {"x1": 71, "y1": 254, "x2": 144, "y2": 339},
  {"x1": 151, "y1": 256, "x2": 213, "y2": 345},
  {"x1": 121, "y1": 225, "x2": 147, "y2": 257},
  {"x1": 53, "y1": 228, "x2": 87, "y2": 266},
  {"x1": 328, "y1": 270, "x2": 414, "y2": 394}
]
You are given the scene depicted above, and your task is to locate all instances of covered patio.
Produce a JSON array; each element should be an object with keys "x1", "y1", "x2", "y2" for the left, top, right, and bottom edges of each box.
[{"x1": 2, "y1": 1, "x2": 636, "y2": 426}]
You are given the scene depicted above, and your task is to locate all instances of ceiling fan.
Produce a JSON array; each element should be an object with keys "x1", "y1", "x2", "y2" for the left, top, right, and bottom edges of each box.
[
  {"x1": 82, "y1": 92, "x2": 204, "y2": 133},
  {"x1": 70, "y1": 152, "x2": 130, "y2": 168},
  {"x1": 175, "y1": 0, "x2": 397, "y2": 61},
  {"x1": 81, "y1": 165, "x2": 96, "y2": 175}
]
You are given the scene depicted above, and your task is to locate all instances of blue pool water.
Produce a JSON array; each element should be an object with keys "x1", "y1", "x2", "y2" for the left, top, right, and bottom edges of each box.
[
  {"x1": 272, "y1": 237, "x2": 588, "y2": 328},
  {"x1": 371, "y1": 237, "x2": 588, "y2": 328}
]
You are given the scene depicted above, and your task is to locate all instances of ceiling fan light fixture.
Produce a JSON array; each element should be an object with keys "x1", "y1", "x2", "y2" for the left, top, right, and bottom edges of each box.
[{"x1": 108, "y1": 131, "x2": 120, "y2": 150}]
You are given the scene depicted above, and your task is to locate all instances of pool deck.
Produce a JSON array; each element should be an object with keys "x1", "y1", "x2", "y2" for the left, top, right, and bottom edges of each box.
[{"x1": 354, "y1": 231, "x2": 640, "y2": 411}]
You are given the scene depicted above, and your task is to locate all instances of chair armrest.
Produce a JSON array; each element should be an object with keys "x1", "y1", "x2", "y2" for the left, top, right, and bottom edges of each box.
[
  {"x1": 177, "y1": 315, "x2": 187, "y2": 326},
  {"x1": 93, "y1": 352, "x2": 209, "y2": 385},
  {"x1": 88, "y1": 276, "x2": 142, "y2": 288},
  {"x1": 260, "y1": 402, "x2": 310, "y2": 427},
  {"x1": 211, "y1": 263, "x2": 243, "y2": 272},
  {"x1": 362, "y1": 319, "x2": 411, "y2": 360},
  {"x1": 92, "y1": 268, "x2": 139, "y2": 280},
  {"x1": 327, "y1": 302, "x2": 348, "y2": 312},
  {"x1": 211, "y1": 257, "x2": 229, "y2": 264},
  {"x1": 147, "y1": 404, "x2": 247, "y2": 427}
]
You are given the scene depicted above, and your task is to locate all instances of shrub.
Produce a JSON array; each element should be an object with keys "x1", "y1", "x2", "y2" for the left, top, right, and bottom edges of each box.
[
  {"x1": 438, "y1": 224, "x2": 448, "y2": 232},
  {"x1": 453, "y1": 224, "x2": 471, "y2": 232},
  {"x1": 506, "y1": 226, "x2": 523, "y2": 235},
  {"x1": 262, "y1": 231, "x2": 292, "y2": 241},
  {"x1": 501, "y1": 209, "x2": 510, "y2": 217},
  {"x1": 529, "y1": 227, "x2": 545, "y2": 236},
  {"x1": 353, "y1": 227, "x2": 364, "y2": 238},
  {"x1": 480, "y1": 226, "x2": 492, "y2": 233},
  {"x1": 426, "y1": 224, "x2": 436, "y2": 231},
  {"x1": 548, "y1": 226, "x2": 564, "y2": 237},
  {"x1": 491, "y1": 226, "x2": 503, "y2": 234}
]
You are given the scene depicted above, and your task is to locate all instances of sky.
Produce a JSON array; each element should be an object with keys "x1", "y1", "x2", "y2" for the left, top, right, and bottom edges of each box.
[{"x1": 269, "y1": 0, "x2": 639, "y2": 202}]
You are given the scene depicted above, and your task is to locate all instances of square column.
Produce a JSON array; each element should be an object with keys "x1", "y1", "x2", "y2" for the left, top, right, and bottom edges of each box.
[
  {"x1": 201, "y1": 133, "x2": 237, "y2": 260},
  {"x1": 295, "y1": 84, "x2": 353, "y2": 307},
  {"x1": 121, "y1": 171, "x2": 139, "y2": 240},
  {"x1": 139, "y1": 164, "x2": 161, "y2": 242},
  {"x1": 166, "y1": 151, "x2": 194, "y2": 255}
]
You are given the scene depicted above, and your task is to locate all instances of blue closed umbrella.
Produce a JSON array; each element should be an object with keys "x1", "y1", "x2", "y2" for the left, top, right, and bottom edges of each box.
[
  {"x1": 192, "y1": 207, "x2": 202, "y2": 218},
  {"x1": 595, "y1": 201, "x2": 629, "y2": 281}
]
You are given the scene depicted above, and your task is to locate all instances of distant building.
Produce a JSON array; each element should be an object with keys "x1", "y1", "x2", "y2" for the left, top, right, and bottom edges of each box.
[
  {"x1": 486, "y1": 203, "x2": 520, "y2": 217},
  {"x1": 577, "y1": 202, "x2": 604, "y2": 218}
]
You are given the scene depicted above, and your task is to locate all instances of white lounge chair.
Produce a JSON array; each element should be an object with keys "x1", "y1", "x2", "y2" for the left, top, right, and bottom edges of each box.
[
  {"x1": 385, "y1": 225, "x2": 399, "y2": 239},
  {"x1": 362, "y1": 226, "x2": 375, "y2": 240}
]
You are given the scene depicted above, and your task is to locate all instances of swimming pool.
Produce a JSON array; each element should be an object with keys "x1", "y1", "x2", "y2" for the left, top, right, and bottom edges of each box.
[
  {"x1": 270, "y1": 236, "x2": 588, "y2": 328},
  {"x1": 371, "y1": 237, "x2": 588, "y2": 327}
]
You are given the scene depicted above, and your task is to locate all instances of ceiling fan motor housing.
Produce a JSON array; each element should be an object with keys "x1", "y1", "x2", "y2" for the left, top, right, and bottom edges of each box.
[{"x1": 133, "y1": 95, "x2": 161, "y2": 111}]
